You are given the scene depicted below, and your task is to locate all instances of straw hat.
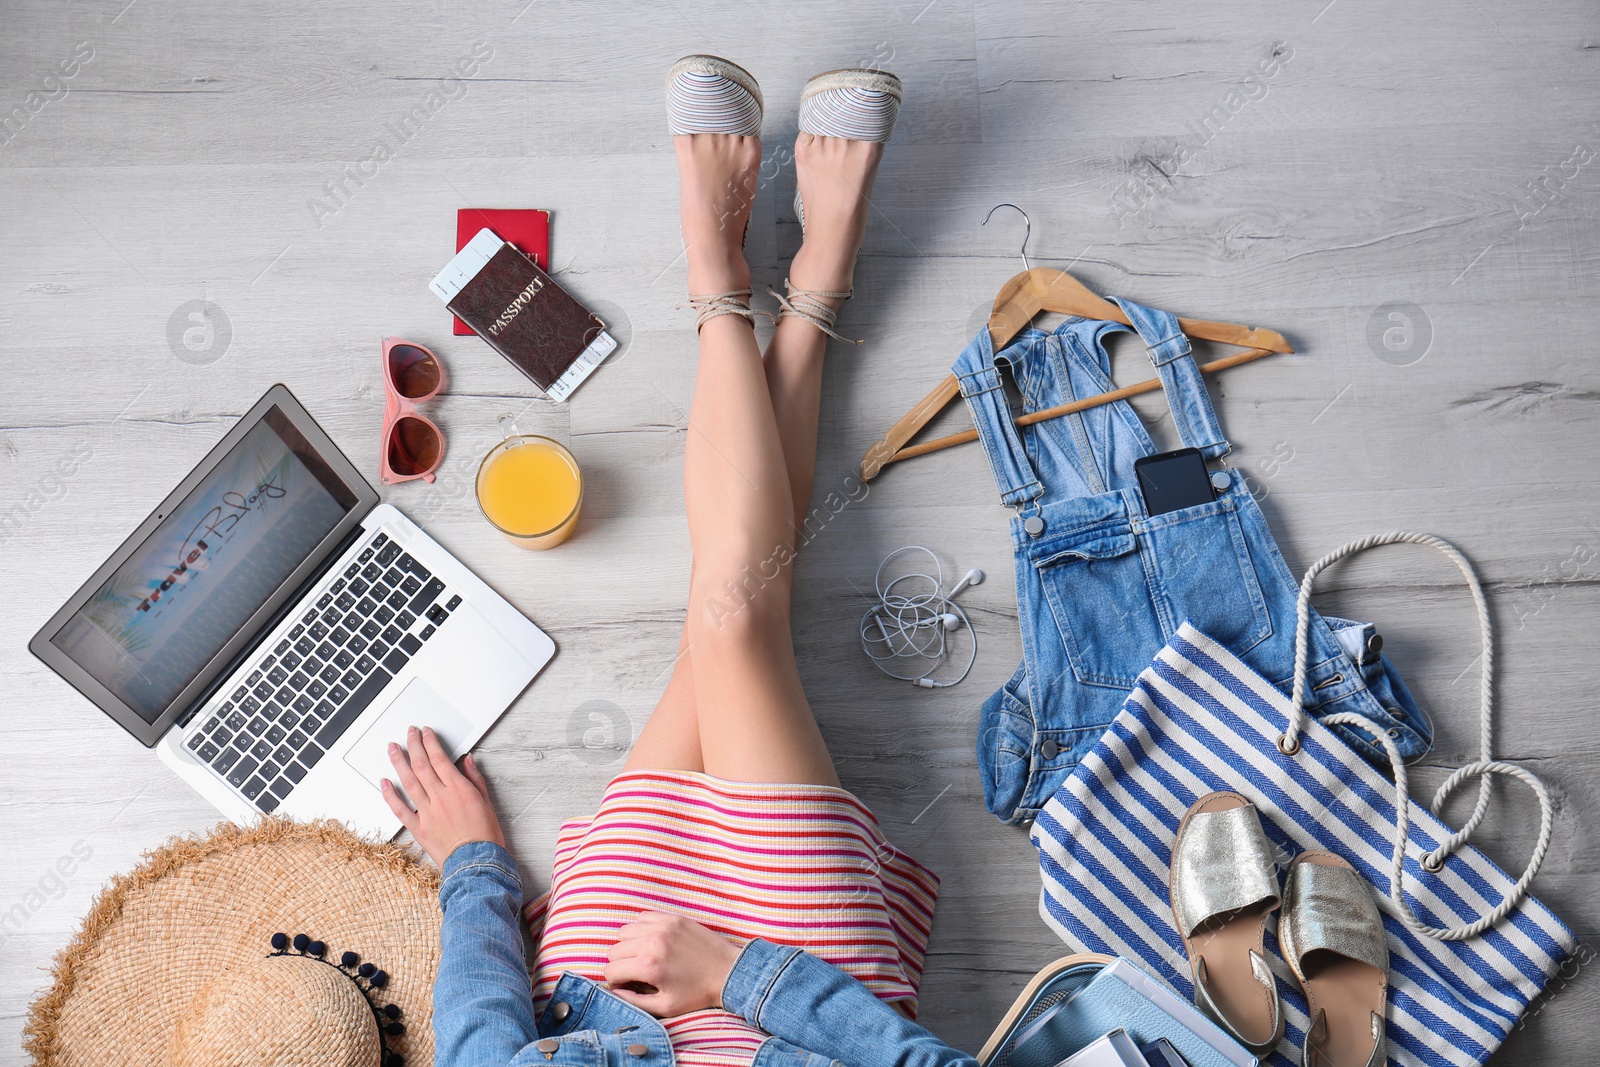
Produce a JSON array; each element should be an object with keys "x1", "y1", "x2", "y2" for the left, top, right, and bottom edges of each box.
[{"x1": 24, "y1": 819, "x2": 441, "y2": 1067}]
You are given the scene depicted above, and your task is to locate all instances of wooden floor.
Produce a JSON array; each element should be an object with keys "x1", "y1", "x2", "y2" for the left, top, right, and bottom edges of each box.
[{"x1": 2, "y1": 1, "x2": 1596, "y2": 1061}]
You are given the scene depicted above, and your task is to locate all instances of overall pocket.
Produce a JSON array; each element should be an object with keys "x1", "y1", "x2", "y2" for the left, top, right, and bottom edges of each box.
[
  {"x1": 1140, "y1": 494, "x2": 1273, "y2": 659},
  {"x1": 1034, "y1": 497, "x2": 1273, "y2": 690},
  {"x1": 1035, "y1": 528, "x2": 1164, "y2": 690}
]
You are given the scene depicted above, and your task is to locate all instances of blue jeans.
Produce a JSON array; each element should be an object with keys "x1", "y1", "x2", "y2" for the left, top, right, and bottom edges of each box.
[
  {"x1": 435, "y1": 841, "x2": 978, "y2": 1067},
  {"x1": 955, "y1": 298, "x2": 1432, "y2": 824}
]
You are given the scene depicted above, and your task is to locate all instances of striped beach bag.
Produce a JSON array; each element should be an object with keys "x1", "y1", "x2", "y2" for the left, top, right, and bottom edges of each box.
[{"x1": 1030, "y1": 534, "x2": 1573, "y2": 1067}]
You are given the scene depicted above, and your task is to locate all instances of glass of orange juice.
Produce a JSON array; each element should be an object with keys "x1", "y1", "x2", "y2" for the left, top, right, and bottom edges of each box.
[{"x1": 475, "y1": 425, "x2": 583, "y2": 549}]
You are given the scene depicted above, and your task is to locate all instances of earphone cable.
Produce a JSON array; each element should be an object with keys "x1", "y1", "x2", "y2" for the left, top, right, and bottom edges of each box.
[{"x1": 859, "y1": 547, "x2": 979, "y2": 688}]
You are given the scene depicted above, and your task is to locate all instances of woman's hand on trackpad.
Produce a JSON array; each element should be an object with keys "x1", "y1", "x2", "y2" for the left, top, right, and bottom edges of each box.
[{"x1": 381, "y1": 725, "x2": 505, "y2": 866}]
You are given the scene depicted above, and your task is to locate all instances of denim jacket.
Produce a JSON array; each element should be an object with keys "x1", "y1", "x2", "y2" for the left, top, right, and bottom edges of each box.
[{"x1": 437, "y1": 841, "x2": 976, "y2": 1067}]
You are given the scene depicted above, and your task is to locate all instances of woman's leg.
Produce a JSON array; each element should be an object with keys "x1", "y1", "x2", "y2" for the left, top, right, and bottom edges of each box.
[
  {"x1": 666, "y1": 130, "x2": 835, "y2": 786},
  {"x1": 764, "y1": 131, "x2": 883, "y2": 523},
  {"x1": 621, "y1": 624, "x2": 705, "y2": 774},
  {"x1": 624, "y1": 132, "x2": 882, "y2": 783}
]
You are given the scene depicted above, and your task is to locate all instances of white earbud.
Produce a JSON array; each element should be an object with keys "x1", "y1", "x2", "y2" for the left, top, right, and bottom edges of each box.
[
  {"x1": 939, "y1": 613, "x2": 961, "y2": 631},
  {"x1": 948, "y1": 568, "x2": 985, "y2": 598}
]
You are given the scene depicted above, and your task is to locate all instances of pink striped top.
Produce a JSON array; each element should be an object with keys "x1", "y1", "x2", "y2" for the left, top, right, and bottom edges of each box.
[{"x1": 523, "y1": 771, "x2": 940, "y2": 1066}]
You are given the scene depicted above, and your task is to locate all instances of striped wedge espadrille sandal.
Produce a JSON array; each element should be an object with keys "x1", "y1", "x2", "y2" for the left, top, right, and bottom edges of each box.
[
  {"x1": 776, "y1": 68, "x2": 904, "y2": 344},
  {"x1": 665, "y1": 54, "x2": 764, "y2": 137}
]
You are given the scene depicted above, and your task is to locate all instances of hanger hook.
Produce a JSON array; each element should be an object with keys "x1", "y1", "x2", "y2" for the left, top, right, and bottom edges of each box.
[{"x1": 983, "y1": 203, "x2": 1031, "y2": 271}]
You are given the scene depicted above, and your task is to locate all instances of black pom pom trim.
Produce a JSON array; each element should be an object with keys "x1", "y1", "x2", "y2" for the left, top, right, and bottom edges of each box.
[{"x1": 266, "y1": 932, "x2": 406, "y2": 1062}]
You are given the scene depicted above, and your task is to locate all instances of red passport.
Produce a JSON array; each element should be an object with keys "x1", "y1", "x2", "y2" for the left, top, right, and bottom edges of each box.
[{"x1": 453, "y1": 208, "x2": 549, "y2": 335}]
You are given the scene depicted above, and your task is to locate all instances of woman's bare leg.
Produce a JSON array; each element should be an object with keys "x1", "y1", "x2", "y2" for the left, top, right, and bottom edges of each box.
[
  {"x1": 625, "y1": 132, "x2": 883, "y2": 783},
  {"x1": 765, "y1": 131, "x2": 884, "y2": 523},
  {"x1": 622, "y1": 626, "x2": 705, "y2": 774},
  {"x1": 660, "y1": 130, "x2": 834, "y2": 786}
]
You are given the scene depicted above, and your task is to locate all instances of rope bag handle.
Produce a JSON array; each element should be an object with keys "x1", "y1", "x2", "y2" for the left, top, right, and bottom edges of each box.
[{"x1": 1276, "y1": 531, "x2": 1553, "y2": 941}]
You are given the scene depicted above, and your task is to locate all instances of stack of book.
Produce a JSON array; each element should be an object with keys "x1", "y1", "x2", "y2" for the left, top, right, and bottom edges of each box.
[{"x1": 1003, "y1": 958, "x2": 1258, "y2": 1067}]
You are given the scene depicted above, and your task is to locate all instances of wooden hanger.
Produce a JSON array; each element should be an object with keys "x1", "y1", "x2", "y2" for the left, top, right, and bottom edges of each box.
[{"x1": 859, "y1": 207, "x2": 1294, "y2": 481}]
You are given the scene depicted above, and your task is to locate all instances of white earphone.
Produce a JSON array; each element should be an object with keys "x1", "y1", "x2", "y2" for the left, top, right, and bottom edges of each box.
[{"x1": 860, "y1": 548, "x2": 983, "y2": 688}]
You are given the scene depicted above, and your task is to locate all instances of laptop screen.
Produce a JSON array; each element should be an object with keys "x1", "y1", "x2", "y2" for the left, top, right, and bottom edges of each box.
[{"x1": 52, "y1": 405, "x2": 361, "y2": 723}]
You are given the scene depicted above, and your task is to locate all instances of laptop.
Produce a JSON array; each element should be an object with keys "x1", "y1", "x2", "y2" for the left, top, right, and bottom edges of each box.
[{"x1": 30, "y1": 384, "x2": 555, "y2": 839}]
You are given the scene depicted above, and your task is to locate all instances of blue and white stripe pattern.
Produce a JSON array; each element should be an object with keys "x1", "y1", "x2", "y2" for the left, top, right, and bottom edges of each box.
[
  {"x1": 1032, "y1": 623, "x2": 1575, "y2": 1067},
  {"x1": 666, "y1": 55, "x2": 763, "y2": 137}
]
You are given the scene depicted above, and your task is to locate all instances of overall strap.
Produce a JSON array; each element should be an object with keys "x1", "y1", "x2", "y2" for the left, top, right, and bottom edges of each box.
[
  {"x1": 1111, "y1": 297, "x2": 1231, "y2": 460},
  {"x1": 952, "y1": 327, "x2": 1044, "y2": 508}
]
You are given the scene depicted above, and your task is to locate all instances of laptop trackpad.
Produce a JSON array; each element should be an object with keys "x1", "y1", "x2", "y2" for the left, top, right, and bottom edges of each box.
[{"x1": 344, "y1": 678, "x2": 474, "y2": 804}]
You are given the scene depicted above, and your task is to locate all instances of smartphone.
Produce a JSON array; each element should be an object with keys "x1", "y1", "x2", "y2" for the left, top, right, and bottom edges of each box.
[{"x1": 1134, "y1": 447, "x2": 1214, "y2": 516}]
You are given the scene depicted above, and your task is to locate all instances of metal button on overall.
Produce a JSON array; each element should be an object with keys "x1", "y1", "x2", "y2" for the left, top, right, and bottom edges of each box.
[
  {"x1": 551, "y1": 1001, "x2": 571, "y2": 1022},
  {"x1": 1023, "y1": 515, "x2": 1046, "y2": 536},
  {"x1": 627, "y1": 1043, "x2": 651, "y2": 1056},
  {"x1": 1040, "y1": 738, "x2": 1060, "y2": 759},
  {"x1": 536, "y1": 1037, "x2": 560, "y2": 1056}
]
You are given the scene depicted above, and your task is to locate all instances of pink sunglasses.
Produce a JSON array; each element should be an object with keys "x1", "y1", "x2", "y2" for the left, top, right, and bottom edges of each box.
[{"x1": 379, "y1": 337, "x2": 447, "y2": 485}]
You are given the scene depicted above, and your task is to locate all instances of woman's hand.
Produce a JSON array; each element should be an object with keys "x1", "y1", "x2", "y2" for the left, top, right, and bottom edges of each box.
[
  {"x1": 380, "y1": 725, "x2": 506, "y2": 867},
  {"x1": 604, "y1": 911, "x2": 743, "y2": 1017}
]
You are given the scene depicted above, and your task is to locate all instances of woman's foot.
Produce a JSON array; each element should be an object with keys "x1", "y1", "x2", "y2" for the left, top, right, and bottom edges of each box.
[
  {"x1": 788, "y1": 132, "x2": 884, "y2": 299},
  {"x1": 788, "y1": 68, "x2": 901, "y2": 301},
  {"x1": 666, "y1": 56, "x2": 764, "y2": 299},
  {"x1": 674, "y1": 133, "x2": 762, "y2": 296}
]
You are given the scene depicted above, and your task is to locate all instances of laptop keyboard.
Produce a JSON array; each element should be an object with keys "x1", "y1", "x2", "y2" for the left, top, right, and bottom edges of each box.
[{"x1": 184, "y1": 531, "x2": 464, "y2": 814}]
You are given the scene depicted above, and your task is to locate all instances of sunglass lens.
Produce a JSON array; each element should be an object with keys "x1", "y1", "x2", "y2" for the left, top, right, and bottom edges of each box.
[
  {"x1": 389, "y1": 344, "x2": 441, "y2": 398},
  {"x1": 387, "y1": 416, "x2": 442, "y2": 477}
]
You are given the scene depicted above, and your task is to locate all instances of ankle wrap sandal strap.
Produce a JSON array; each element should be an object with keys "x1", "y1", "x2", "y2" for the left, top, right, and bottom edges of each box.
[
  {"x1": 769, "y1": 279, "x2": 863, "y2": 345},
  {"x1": 681, "y1": 289, "x2": 773, "y2": 332}
]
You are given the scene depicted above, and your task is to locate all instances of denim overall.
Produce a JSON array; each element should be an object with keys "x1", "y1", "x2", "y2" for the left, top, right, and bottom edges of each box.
[{"x1": 957, "y1": 298, "x2": 1432, "y2": 824}]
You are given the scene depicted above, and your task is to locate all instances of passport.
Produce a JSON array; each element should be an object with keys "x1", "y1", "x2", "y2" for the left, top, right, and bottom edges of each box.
[{"x1": 446, "y1": 241, "x2": 608, "y2": 397}]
